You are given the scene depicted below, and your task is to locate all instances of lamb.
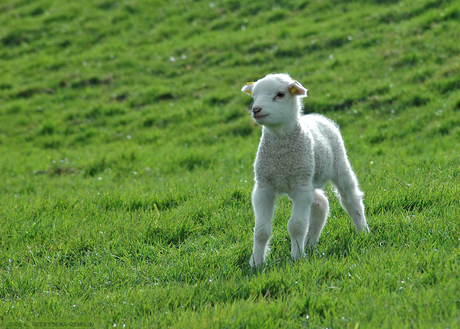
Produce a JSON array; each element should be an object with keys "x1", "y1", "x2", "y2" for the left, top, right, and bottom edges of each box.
[{"x1": 241, "y1": 73, "x2": 369, "y2": 267}]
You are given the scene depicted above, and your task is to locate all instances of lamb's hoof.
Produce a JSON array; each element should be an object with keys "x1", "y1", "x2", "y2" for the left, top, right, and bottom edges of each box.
[
  {"x1": 290, "y1": 251, "x2": 306, "y2": 262},
  {"x1": 359, "y1": 225, "x2": 370, "y2": 234},
  {"x1": 249, "y1": 254, "x2": 264, "y2": 267}
]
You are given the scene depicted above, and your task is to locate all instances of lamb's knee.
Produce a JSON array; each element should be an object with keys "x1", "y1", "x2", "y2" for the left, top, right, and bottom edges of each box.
[
  {"x1": 287, "y1": 220, "x2": 307, "y2": 238},
  {"x1": 254, "y1": 226, "x2": 271, "y2": 244}
]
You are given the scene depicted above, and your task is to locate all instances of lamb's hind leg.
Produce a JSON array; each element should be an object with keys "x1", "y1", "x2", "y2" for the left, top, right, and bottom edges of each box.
[
  {"x1": 333, "y1": 170, "x2": 369, "y2": 233},
  {"x1": 306, "y1": 189, "x2": 329, "y2": 247}
]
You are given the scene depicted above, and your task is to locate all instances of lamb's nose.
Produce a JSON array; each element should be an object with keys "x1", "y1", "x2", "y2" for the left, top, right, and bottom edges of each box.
[{"x1": 252, "y1": 106, "x2": 262, "y2": 114}]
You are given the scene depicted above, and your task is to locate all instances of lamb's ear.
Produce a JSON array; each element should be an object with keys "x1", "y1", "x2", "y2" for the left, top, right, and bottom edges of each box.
[
  {"x1": 288, "y1": 80, "x2": 308, "y2": 97},
  {"x1": 241, "y1": 82, "x2": 254, "y2": 96}
]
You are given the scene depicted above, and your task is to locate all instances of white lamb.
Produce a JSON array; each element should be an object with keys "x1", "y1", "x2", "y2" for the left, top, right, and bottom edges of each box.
[{"x1": 241, "y1": 73, "x2": 369, "y2": 267}]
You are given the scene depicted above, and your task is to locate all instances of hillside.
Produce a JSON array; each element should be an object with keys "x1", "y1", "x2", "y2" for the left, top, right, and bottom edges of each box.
[{"x1": 1, "y1": 0, "x2": 460, "y2": 327}]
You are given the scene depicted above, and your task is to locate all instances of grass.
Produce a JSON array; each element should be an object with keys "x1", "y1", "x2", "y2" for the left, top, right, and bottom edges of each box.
[{"x1": 1, "y1": 0, "x2": 460, "y2": 327}]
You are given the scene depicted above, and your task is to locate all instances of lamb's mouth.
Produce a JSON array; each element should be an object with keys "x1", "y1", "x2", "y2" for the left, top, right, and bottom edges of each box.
[{"x1": 253, "y1": 114, "x2": 269, "y2": 119}]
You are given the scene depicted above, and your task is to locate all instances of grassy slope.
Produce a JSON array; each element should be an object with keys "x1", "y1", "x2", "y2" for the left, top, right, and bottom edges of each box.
[{"x1": 1, "y1": 0, "x2": 460, "y2": 327}]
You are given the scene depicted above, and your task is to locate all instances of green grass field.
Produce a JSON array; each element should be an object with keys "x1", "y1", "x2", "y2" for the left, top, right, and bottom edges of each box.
[{"x1": 1, "y1": 0, "x2": 460, "y2": 327}]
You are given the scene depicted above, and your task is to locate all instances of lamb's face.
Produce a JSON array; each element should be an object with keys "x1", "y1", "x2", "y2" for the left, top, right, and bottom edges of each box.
[{"x1": 241, "y1": 74, "x2": 307, "y2": 129}]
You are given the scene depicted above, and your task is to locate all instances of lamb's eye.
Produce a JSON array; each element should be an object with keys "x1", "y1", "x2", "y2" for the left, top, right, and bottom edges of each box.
[{"x1": 276, "y1": 92, "x2": 285, "y2": 98}]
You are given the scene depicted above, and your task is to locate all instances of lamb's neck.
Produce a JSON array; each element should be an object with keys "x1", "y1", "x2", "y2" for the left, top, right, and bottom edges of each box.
[{"x1": 263, "y1": 117, "x2": 301, "y2": 140}]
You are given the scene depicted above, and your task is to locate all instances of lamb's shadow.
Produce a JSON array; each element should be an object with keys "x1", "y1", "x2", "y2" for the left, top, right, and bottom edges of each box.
[{"x1": 235, "y1": 228, "x2": 372, "y2": 276}]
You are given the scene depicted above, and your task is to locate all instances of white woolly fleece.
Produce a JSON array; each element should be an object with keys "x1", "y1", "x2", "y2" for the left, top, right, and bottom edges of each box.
[{"x1": 242, "y1": 73, "x2": 369, "y2": 267}]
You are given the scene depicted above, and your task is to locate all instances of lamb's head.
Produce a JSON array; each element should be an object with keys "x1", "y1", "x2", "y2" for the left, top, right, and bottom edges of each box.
[{"x1": 241, "y1": 73, "x2": 307, "y2": 130}]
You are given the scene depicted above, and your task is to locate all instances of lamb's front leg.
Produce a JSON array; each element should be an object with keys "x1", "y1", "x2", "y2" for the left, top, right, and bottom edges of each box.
[
  {"x1": 250, "y1": 186, "x2": 276, "y2": 267},
  {"x1": 287, "y1": 187, "x2": 314, "y2": 261}
]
